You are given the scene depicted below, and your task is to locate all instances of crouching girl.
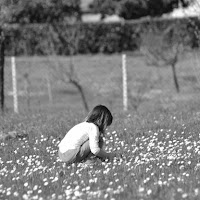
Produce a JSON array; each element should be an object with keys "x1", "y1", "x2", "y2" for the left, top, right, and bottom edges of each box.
[{"x1": 58, "y1": 105, "x2": 119, "y2": 164}]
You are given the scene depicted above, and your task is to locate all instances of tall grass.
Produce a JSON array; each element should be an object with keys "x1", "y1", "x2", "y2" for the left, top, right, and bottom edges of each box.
[{"x1": 1, "y1": 98, "x2": 200, "y2": 200}]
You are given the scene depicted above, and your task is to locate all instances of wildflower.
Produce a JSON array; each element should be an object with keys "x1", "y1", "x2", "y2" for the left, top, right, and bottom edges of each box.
[
  {"x1": 144, "y1": 177, "x2": 150, "y2": 183},
  {"x1": 187, "y1": 161, "x2": 191, "y2": 165},
  {"x1": 38, "y1": 190, "x2": 42, "y2": 194},
  {"x1": 167, "y1": 155, "x2": 176, "y2": 160},
  {"x1": 74, "y1": 190, "x2": 82, "y2": 197},
  {"x1": 187, "y1": 146, "x2": 192, "y2": 151},
  {"x1": 24, "y1": 182, "x2": 28, "y2": 187},
  {"x1": 13, "y1": 191, "x2": 19, "y2": 196},
  {"x1": 147, "y1": 189, "x2": 152, "y2": 195},
  {"x1": 158, "y1": 180, "x2": 163, "y2": 185},
  {"x1": 134, "y1": 156, "x2": 139, "y2": 163},
  {"x1": 44, "y1": 182, "x2": 48, "y2": 186},
  {"x1": 109, "y1": 182, "x2": 113, "y2": 185},
  {"x1": 75, "y1": 186, "x2": 80, "y2": 190},
  {"x1": 33, "y1": 185, "x2": 38, "y2": 191},
  {"x1": 138, "y1": 186, "x2": 145, "y2": 193},
  {"x1": 85, "y1": 186, "x2": 90, "y2": 191},
  {"x1": 58, "y1": 195, "x2": 63, "y2": 199},
  {"x1": 182, "y1": 193, "x2": 188, "y2": 198},
  {"x1": 180, "y1": 165, "x2": 184, "y2": 170},
  {"x1": 22, "y1": 194, "x2": 29, "y2": 200},
  {"x1": 65, "y1": 189, "x2": 72, "y2": 196},
  {"x1": 177, "y1": 188, "x2": 183, "y2": 193},
  {"x1": 107, "y1": 188, "x2": 113, "y2": 193},
  {"x1": 194, "y1": 188, "x2": 199, "y2": 195},
  {"x1": 32, "y1": 195, "x2": 39, "y2": 200},
  {"x1": 52, "y1": 177, "x2": 58, "y2": 182}
]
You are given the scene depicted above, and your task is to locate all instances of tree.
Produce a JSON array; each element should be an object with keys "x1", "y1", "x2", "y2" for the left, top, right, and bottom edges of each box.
[
  {"x1": 48, "y1": 22, "x2": 89, "y2": 112},
  {"x1": 89, "y1": 0, "x2": 191, "y2": 20},
  {"x1": 118, "y1": 0, "x2": 148, "y2": 19},
  {"x1": 89, "y1": 0, "x2": 120, "y2": 19},
  {"x1": 140, "y1": 23, "x2": 189, "y2": 93},
  {"x1": 0, "y1": 29, "x2": 5, "y2": 113},
  {"x1": 0, "y1": 1, "x2": 10, "y2": 113},
  {"x1": 119, "y1": 0, "x2": 192, "y2": 19},
  {"x1": 0, "y1": 0, "x2": 81, "y2": 24}
]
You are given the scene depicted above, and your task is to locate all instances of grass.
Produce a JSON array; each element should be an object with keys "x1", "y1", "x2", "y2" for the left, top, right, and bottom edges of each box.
[
  {"x1": 1, "y1": 51, "x2": 200, "y2": 199},
  {"x1": 1, "y1": 103, "x2": 200, "y2": 200}
]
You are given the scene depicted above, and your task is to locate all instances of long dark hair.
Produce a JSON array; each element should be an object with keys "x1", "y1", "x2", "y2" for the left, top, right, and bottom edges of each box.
[{"x1": 86, "y1": 105, "x2": 113, "y2": 133}]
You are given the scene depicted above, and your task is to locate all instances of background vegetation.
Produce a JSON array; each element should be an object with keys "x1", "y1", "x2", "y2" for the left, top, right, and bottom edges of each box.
[
  {"x1": 0, "y1": 0, "x2": 191, "y2": 23},
  {"x1": 0, "y1": 0, "x2": 81, "y2": 24},
  {"x1": 1, "y1": 17, "x2": 199, "y2": 56},
  {"x1": 89, "y1": 0, "x2": 190, "y2": 19}
]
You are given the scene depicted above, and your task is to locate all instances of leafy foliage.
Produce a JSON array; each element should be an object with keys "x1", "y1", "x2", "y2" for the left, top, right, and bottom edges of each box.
[
  {"x1": 3, "y1": 17, "x2": 199, "y2": 56},
  {"x1": 89, "y1": 0, "x2": 191, "y2": 19},
  {"x1": 89, "y1": 0, "x2": 120, "y2": 19},
  {"x1": 0, "y1": 0, "x2": 81, "y2": 24}
]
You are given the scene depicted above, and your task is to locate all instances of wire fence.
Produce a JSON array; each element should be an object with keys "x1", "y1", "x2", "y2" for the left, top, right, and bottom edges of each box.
[{"x1": 3, "y1": 48, "x2": 200, "y2": 114}]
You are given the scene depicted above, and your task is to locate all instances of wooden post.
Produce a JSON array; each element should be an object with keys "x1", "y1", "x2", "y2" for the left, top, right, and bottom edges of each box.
[
  {"x1": 122, "y1": 54, "x2": 128, "y2": 111},
  {"x1": 24, "y1": 73, "x2": 31, "y2": 111},
  {"x1": 11, "y1": 56, "x2": 18, "y2": 113},
  {"x1": 0, "y1": 29, "x2": 5, "y2": 113},
  {"x1": 46, "y1": 70, "x2": 52, "y2": 104}
]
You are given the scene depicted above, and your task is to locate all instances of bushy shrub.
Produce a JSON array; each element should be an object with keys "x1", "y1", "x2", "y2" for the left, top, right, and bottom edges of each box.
[{"x1": 2, "y1": 17, "x2": 200, "y2": 56}]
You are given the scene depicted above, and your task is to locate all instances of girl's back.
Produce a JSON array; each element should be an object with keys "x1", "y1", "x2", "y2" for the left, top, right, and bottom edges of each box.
[{"x1": 58, "y1": 122, "x2": 98, "y2": 153}]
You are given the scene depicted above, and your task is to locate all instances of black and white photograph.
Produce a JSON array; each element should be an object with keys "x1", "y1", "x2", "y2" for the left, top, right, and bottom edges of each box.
[{"x1": 0, "y1": 0, "x2": 200, "y2": 199}]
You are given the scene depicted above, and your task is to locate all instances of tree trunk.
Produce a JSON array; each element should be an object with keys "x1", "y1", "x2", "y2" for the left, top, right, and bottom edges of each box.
[
  {"x1": 171, "y1": 63, "x2": 180, "y2": 93},
  {"x1": 70, "y1": 79, "x2": 89, "y2": 112},
  {"x1": 51, "y1": 23, "x2": 89, "y2": 111},
  {"x1": 0, "y1": 30, "x2": 5, "y2": 113},
  {"x1": 69, "y1": 56, "x2": 89, "y2": 112}
]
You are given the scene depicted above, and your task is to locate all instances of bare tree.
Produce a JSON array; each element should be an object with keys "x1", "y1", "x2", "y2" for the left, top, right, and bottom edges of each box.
[
  {"x1": 128, "y1": 73, "x2": 154, "y2": 111},
  {"x1": 140, "y1": 24, "x2": 185, "y2": 93},
  {"x1": 48, "y1": 23, "x2": 89, "y2": 112}
]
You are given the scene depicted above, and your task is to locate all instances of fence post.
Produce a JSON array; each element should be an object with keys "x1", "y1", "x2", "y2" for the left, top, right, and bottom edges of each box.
[
  {"x1": 11, "y1": 56, "x2": 18, "y2": 113},
  {"x1": 0, "y1": 29, "x2": 5, "y2": 113},
  {"x1": 46, "y1": 70, "x2": 52, "y2": 104},
  {"x1": 122, "y1": 54, "x2": 128, "y2": 111}
]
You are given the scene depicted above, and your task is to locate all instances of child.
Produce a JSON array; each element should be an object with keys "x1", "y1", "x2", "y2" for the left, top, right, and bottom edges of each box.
[{"x1": 58, "y1": 105, "x2": 118, "y2": 164}]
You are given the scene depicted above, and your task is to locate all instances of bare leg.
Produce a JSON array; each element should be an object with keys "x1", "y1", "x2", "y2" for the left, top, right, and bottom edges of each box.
[
  {"x1": 75, "y1": 140, "x2": 91, "y2": 163},
  {"x1": 75, "y1": 136, "x2": 104, "y2": 163}
]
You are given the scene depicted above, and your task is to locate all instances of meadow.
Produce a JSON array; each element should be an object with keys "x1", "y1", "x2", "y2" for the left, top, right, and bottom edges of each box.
[
  {"x1": 3, "y1": 50, "x2": 200, "y2": 113},
  {"x1": 1, "y1": 51, "x2": 200, "y2": 200}
]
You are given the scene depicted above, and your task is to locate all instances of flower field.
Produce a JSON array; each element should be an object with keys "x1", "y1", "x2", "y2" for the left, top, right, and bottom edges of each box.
[{"x1": 1, "y1": 102, "x2": 200, "y2": 200}]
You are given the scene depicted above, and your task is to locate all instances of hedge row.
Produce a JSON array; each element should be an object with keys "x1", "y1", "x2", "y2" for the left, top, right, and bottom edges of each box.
[{"x1": 2, "y1": 17, "x2": 200, "y2": 56}]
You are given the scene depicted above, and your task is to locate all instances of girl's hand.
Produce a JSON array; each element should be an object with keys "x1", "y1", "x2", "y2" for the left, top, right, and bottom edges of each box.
[
  {"x1": 108, "y1": 152, "x2": 122, "y2": 161},
  {"x1": 108, "y1": 153, "x2": 116, "y2": 160}
]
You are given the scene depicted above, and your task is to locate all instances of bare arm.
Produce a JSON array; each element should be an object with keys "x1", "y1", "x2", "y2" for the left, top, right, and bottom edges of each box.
[{"x1": 88, "y1": 124, "x2": 118, "y2": 160}]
